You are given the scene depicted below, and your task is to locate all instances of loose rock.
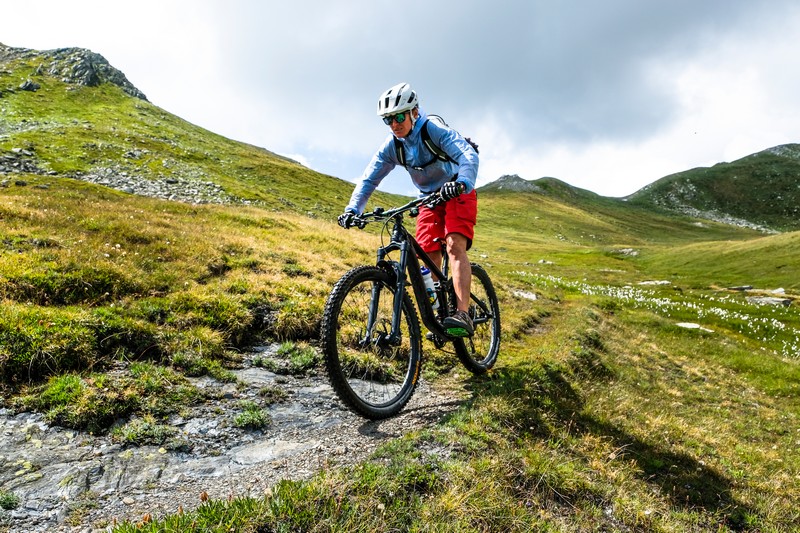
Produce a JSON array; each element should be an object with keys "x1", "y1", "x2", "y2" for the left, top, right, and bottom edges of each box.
[{"x1": 0, "y1": 344, "x2": 468, "y2": 532}]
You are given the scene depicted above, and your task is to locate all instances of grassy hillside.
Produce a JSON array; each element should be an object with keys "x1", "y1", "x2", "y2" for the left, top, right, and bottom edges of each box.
[
  {"x1": 627, "y1": 144, "x2": 800, "y2": 232},
  {"x1": 640, "y1": 230, "x2": 800, "y2": 291},
  {"x1": 2, "y1": 46, "x2": 799, "y2": 532},
  {"x1": 0, "y1": 45, "x2": 405, "y2": 217},
  {"x1": 472, "y1": 185, "x2": 772, "y2": 288}
]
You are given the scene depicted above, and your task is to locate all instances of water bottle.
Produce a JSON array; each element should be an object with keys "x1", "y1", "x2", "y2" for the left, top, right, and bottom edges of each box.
[{"x1": 420, "y1": 265, "x2": 439, "y2": 310}]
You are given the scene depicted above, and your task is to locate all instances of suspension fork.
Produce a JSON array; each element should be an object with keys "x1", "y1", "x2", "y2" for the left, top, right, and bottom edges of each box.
[
  {"x1": 388, "y1": 239, "x2": 411, "y2": 344},
  {"x1": 361, "y1": 280, "x2": 383, "y2": 348},
  {"x1": 364, "y1": 236, "x2": 410, "y2": 346}
]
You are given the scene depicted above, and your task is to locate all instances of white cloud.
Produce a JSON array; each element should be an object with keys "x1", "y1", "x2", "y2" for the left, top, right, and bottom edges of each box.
[
  {"x1": 2, "y1": 0, "x2": 800, "y2": 198},
  {"x1": 472, "y1": 3, "x2": 800, "y2": 197}
]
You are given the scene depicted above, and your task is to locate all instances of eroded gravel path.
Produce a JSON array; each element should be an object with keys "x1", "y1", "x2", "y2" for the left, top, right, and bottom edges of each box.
[{"x1": 0, "y1": 345, "x2": 471, "y2": 532}]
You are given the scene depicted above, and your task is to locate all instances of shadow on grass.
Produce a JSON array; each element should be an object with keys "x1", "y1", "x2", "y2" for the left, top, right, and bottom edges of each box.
[
  {"x1": 469, "y1": 361, "x2": 758, "y2": 530},
  {"x1": 356, "y1": 398, "x2": 466, "y2": 439}
]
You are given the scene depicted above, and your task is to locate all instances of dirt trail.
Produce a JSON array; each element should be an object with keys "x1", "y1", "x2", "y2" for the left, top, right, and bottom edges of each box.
[{"x1": 0, "y1": 345, "x2": 470, "y2": 532}]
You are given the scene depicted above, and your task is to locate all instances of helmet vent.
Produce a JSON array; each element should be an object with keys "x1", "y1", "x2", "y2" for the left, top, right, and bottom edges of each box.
[{"x1": 377, "y1": 82, "x2": 418, "y2": 116}]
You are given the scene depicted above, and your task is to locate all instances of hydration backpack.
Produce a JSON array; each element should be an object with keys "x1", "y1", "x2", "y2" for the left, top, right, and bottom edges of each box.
[{"x1": 393, "y1": 114, "x2": 479, "y2": 170}]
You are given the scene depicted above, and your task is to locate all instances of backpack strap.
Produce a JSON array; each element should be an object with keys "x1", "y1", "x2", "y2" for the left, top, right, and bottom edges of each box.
[
  {"x1": 421, "y1": 119, "x2": 456, "y2": 164},
  {"x1": 392, "y1": 136, "x2": 407, "y2": 167},
  {"x1": 427, "y1": 114, "x2": 480, "y2": 155},
  {"x1": 393, "y1": 117, "x2": 454, "y2": 170}
]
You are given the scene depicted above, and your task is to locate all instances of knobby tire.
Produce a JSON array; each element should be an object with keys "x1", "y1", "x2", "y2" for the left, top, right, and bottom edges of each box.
[
  {"x1": 320, "y1": 265, "x2": 422, "y2": 419},
  {"x1": 453, "y1": 263, "x2": 501, "y2": 373}
]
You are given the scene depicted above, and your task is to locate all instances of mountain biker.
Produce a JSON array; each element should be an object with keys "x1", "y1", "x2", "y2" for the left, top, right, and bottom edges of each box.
[{"x1": 338, "y1": 82, "x2": 479, "y2": 336}]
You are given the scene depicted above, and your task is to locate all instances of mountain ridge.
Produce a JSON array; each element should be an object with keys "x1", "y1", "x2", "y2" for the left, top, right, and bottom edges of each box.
[
  {"x1": 625, "y1": 143, "x2": 800, "y2": 232},
  {"x1": 0, "y1": 43, "x2": 403, "y2": 220},
  {"x1": 0, "y1": 43, "x2": 147, "y2": 100},
  {"x1": 2, "y1": 43, "x2": 797, "y2": 232},
  {"x1": 479, "y1": 143, "x2": 800, "y2": 232}
]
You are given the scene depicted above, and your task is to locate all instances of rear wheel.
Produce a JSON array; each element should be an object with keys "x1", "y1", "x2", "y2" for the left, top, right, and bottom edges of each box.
[
  {"x1": 453, "y1": 263, "x2": 500, "y2": 373},
  {"x1": 320, "y1": 266, "x2": 422, "y2": 419}
]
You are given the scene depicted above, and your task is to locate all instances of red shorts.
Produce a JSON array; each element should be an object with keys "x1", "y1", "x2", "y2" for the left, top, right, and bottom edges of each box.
[{"x1": 416, "y1": 190, "x2": 477, "y2": 253}]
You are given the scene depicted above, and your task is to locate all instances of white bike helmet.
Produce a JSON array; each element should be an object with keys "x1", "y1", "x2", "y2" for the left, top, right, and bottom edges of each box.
[{"x1": 377, "y1": 82, "x2": 418, "y2": 116}]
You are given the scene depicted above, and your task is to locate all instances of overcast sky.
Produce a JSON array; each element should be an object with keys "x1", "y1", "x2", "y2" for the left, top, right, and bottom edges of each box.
[{"x1": 3, "y1": 0, "x2": 800, "y2": 198}]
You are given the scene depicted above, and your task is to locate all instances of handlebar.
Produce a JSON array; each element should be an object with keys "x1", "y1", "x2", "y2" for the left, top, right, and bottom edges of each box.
[{"x1": 351, "y1": 191, "x2": 444, "y2": 229}]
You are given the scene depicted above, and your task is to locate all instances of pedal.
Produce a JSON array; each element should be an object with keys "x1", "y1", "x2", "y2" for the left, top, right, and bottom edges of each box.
[{"x1": 445, "y1": 326, "x2": 471, "y2": 337}]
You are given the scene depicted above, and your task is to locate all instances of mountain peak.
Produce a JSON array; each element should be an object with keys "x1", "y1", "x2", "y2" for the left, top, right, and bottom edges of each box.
[
  {"x1": 479, "y1": 174, "x2": 543, "y2": 193},
  {"x1": 0, "y1": 43, "x2": 147, "y2": 101},
  {"x1": 626, "y1": 143, "x2": 800, "y2": 231},
  {"x1": 763, "y1": 143, "x2": 800, "y2": 160}
]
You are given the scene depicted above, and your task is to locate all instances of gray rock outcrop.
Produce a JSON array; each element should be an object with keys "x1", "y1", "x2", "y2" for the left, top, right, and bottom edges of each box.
[{"x1": 0, "y1": 43, "x2": 147, "y2": 100}]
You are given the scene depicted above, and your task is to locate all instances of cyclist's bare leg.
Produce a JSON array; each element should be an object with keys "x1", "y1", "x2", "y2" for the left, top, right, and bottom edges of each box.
[
  {"x1": 446, "y1": 233, "x2": 471, "y2": 312},
  {"x1": 422, "y1": 234, "x2": 470, "y2": 313},
  {"x1": 427, "y1": 249, "x2": 443, "y2": 280}
]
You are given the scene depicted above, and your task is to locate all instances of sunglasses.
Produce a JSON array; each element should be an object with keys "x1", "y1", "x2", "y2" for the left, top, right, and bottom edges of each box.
[{"x1": 382, "y1": 112, "x2": 408, "y2": 125}]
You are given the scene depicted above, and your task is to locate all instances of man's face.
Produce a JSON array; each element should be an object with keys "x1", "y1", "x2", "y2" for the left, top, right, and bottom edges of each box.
[{"x1": 384, "y1": 109, "x2": 415, "y2": 138}]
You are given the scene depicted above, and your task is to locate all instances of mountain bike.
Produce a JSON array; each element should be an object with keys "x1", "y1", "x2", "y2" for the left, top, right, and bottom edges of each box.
[{"x1": 320, "y1": 192, "x2": 501, "y2": 419}]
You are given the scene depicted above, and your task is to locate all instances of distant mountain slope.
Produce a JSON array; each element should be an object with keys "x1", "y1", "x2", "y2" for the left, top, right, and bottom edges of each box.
[
  {"x1": 477, "y1": 174, "x2": 763, "y2": 249},
  {"x1": 479, "y1": 174, "x2": 544, "y2": 193},
  {"x1": 625, "y1": 144, "x2": 800, "y2": 232},
  {"x1": 0, "y1": 43, "x2": 147, "y2": 100},
  {"x1": 480, "y1": 174, "x2": 624, "y2": 210},
  {"x1": 3, "y1": 43, "x2": 796, "y2": 234},
  {"x1": 480, "y1": 174, "x2": 602, "y2": 202},
  {"x1": 0, "y1": 43, "x2": 403, "y2": 217}
]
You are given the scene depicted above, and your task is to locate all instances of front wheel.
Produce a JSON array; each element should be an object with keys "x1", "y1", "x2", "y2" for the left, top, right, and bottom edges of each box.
[
  {"x1": 453, "y1": 263, "x2": 501, "y2": 373},
  {"x1": 320, "y1": 265, "x2": 422, "y2": 419}
]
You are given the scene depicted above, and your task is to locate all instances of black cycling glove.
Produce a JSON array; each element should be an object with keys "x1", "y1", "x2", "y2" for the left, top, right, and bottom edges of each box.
[
  {"x1": 440, "y1": 181, "x2": 465, "y2": 201},
  {"x1": 338, "y1": 211, "x2": 355, "y2": 228}
]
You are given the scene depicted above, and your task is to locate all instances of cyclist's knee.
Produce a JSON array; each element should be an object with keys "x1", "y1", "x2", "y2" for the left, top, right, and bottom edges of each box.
[{"x1": 446, "y1": 232, "x2": 469, "y2": 257}]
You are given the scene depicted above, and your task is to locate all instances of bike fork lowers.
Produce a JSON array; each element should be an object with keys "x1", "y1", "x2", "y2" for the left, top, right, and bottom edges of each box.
[{"x1": 363, "y1": 240, "x2": 409, "y2": 347}]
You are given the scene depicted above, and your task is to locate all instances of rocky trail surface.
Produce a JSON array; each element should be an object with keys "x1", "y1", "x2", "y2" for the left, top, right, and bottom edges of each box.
[{"x1": 1, "y1": 345, "x2": 470, "y2": 532}]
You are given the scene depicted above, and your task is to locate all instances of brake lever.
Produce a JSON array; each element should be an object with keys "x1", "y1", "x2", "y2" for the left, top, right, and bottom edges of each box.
[{"x1": 424, "y1": 194, "x2": 445, "y2": 209}]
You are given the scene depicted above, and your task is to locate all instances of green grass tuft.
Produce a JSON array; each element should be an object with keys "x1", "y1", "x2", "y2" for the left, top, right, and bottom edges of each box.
[
  {"x1": 0, "y1": 490, "x2": 20, "y2": 511},
  {"x1": 233, "y1": 400, "x2": 271, "y2": 430},
  {"x1": 253, "y1": 341, "x2": 321, "y2": 376}
]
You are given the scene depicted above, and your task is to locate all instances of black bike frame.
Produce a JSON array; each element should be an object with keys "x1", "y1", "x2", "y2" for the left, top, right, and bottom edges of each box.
[
  {"x1": 357, "y1": 194, "x2": 494, "y2": 352},
  {"x1": 372, "y1": 211, "x2": 452, "y2": 344}
]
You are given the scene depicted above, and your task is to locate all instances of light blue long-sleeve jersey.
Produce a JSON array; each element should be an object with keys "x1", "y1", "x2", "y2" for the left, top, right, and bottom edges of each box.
[{"x1": 345, "y1": 109, "x2": 479, "y2": 214}]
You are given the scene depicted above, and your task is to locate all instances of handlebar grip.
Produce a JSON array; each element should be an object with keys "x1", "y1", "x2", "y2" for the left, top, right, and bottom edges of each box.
[{"x1": 425, "y1": 194, "x2": 445, "y2": 208}]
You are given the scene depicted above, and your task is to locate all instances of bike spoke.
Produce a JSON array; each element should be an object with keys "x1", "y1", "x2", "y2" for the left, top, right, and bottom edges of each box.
[
  {"x1": 453, "y1": 264, "x2": 501, "y2": 373},
  {"x1": 321, "y1": 266, "x2": 421, "y2": 419}
]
